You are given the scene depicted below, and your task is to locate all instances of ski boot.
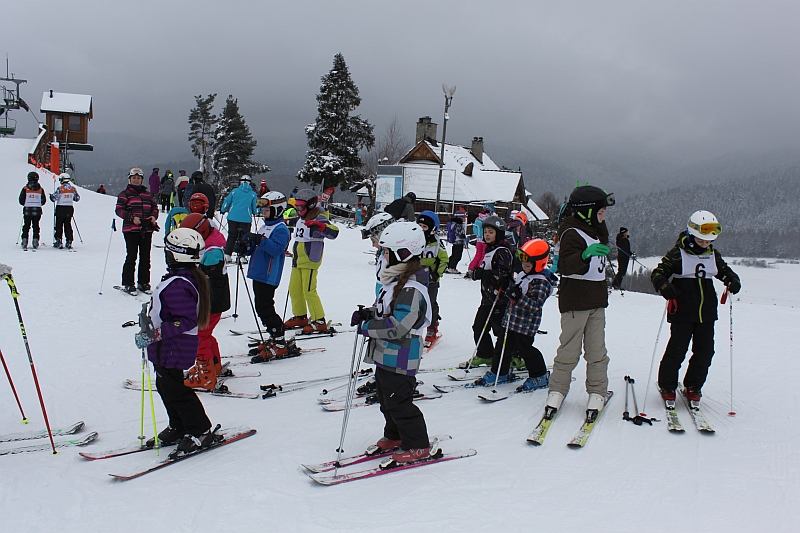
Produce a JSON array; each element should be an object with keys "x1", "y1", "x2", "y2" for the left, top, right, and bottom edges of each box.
[
  {"x1": 170, "y1": 426, "x2": 221, "y2": 458},
  {"x1": 184, "y1": 358, "x2": 217, "y2": 391},
  {"x1": 356, "y1": 377, "x2": 377, "y2": 395},
  {"x1": 250, "y1": 337, "x2": 293, "y2": 363},
  {"x1": 137, "y1": 283, "x2": 151, "y2": 294},
  {"x1": 284, "y1": 315, "x2": 309, "y2": 329},
  {"x1": 21, "y1": 238, "x2": 28, "y2": 251},
  {"x1": 516, "y1": 371, "x2": 550, "y2": 392},
  {"x1": 123, "y1": 285, "x2": 138, "y2": 295},
  {"x1": 32, "y1": 238, "x2": 39, "y2": 250},
  {"x1": 145, "y1": 426, "x2": 183, "y2": 448},
  {"x1": 65, "y1": 240, "x2": 73, "y2": 250},
  {"x1": 365, "y1": 436, "x2": 403, "y2": 456},
  {"x1": 474, "y1": 370, "x2": 514, "y2": 387},
  {"x1": 684, "y1": 387, "x2": 702, "y2": 405},
  {"x1": 586, "y1": 393, "x2": 608, "y2": 423},
  {"x1": 302, "y1": 318, "x2": 329, "y2": 334},
  {"x1": 53, "y1": 239, "x2": 63, "y2": 249},
  {"x1": 659, "y1": 387, "x2": 677, "y2": 402}
]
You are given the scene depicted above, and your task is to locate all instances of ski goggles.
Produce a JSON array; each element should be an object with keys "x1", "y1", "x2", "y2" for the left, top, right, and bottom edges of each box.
[
  {"x1": 391, "y1": 248, "x2": 415, "y2": 263},
  {"x1": 516, "y1": 248, "x2": 549, "y2": 264},
  {"x1": 128, "y1": 168, "x2": 143, "y2": 177},
  {"x1": 294, "y1": 200, "x2": 307, "y2": 211},
  {"x1": 688, "y1": 220, "x2": 722, "y2": 237}
]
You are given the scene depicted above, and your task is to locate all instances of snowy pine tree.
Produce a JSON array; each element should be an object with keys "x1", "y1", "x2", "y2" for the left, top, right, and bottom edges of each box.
[
  {"x1": 188, "y1": 94, "x2": 218, "y2": 179},
  {"x1": 299, "y1": 53, "x2": 374, "y2": 190},
  {"x1": 212, "y1": 95, "x2": 269, "y2": 194}
]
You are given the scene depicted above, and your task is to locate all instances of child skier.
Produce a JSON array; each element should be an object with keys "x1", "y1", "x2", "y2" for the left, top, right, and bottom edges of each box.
[
  {"x1": 18, "y1": 171, "x2": 47, "y2": 250},
  {"x1": 468, "y1": 216, "x2": 513, "y2": 381},
  {"x1": 445, "y1": 208, "x2": 467, "y2": 274},
  {"x1": 502, "y1": 239, "x2": 554, "y2": 392},
  {"x1": 239, "y1": 191, "x2": 292, "y2": 363},
  {"x1": 137, "y1": 227, "x2": 215, "y2": 455},
  {"x1": 284, "y1": 189, "x2": 339, "y2": 334},
  {"x1": 361, "y1": 212, "x2": 394, "y2": 298},
  {"x1": 651, "y1": 210, "x2": 741, "y2": 404},
  {"x1": 50, "y1": 173, "x2": 80, "y2": 249},
  {"x1": 544, "y1": 185, "x2": 615, "y2": 421},
  {"x1": 351, "y1": 222, "x2": 435, "y2": 464},
  {"x1": 416, "y1": 210, "x2": 448, "y2": 344},
  {"x1": 178, "y1": 213, "x2": 231, "y2": 390}
]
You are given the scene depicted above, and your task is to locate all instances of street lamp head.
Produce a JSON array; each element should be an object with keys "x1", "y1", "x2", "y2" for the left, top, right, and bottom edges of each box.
[{"x1": 442, "y1": 84, "x2": 456, "y2": 97}]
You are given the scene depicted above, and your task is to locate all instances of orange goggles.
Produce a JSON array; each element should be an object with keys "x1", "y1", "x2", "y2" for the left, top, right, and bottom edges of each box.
[
  {"x1": 688, "y1": 221, "x2": 722, "y2": 236},
  {"x1": 516, "y1": 249, "x2": 549, "y2": 263}
]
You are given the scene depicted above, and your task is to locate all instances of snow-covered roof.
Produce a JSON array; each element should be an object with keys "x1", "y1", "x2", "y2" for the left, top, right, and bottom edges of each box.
[
  {"x1": 40, "y1": 92, "x2": 92, "y2": 115},
  {"x1": 524, "y1": 190, "x2": 549, "y2": 221},
  {"x1": 400, "y1": 141, "x2": 522, "y2": 205}
]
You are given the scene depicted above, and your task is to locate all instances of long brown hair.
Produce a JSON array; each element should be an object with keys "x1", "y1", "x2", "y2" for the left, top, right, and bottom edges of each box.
[
  {"x1": 390, "y1": 257, "x2": 423, "y2": 307},
  {"x1": 188, "y1": 266, "x2": 211, "y2": 330}
]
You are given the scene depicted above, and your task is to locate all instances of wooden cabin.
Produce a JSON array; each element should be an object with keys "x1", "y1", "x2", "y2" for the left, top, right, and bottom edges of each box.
[{"x1": 39, "y1": 91, "x2": 93, "y2": 150}]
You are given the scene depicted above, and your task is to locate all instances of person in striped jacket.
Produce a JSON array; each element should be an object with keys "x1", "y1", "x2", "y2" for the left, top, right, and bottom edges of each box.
[{"x1": 115, "y1": 168, "x2": 159, "y2": 295}]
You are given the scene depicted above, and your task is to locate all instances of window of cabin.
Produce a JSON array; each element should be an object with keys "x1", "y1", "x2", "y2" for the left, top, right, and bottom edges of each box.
[
  {"x1": 69, "y1": 115, "x2": 81, "y2": 132},
  {"x1": 52, "y1": 115, "x2": 63, "y2": 133}
]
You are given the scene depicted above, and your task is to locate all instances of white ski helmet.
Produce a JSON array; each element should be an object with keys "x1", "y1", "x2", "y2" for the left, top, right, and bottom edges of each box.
[
  {"x1": 687, "y1": 210, "x2": 722, "y2": 241},
  {"x1": 378, "y1": 222, "x2": 426, "y2": 263},
  {"x1": 164, "y1": 228, "x2": 205, "y2": 267},
  {"x1": 240, "y1": 174, "x2": 252, "y2": 183},
  {"x1": 59, "y1": 173, "x2": 71, "y2": 184},
  {"x1": 258, "y1": 191, "x2": 287, "y2": 219},
  {"x1": 361, "y1": 212, "x2": 394, "y2": 240}
]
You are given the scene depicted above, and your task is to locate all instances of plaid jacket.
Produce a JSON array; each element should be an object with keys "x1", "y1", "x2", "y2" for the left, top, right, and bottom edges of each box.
[{"x1": 502, "y1": 271, "x2": 553, "y2": 336}]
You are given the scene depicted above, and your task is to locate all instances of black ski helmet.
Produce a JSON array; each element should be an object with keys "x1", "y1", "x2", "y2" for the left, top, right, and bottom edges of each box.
[
  {"x1": 567, "y1": 185, "x2": 614, "y2": 226},
  {"x1": 27, "y1": 171, "x2": 39, "y2": 182},
  {"x1": 482, "y1": 215, "x2": 506, "y2": 237}
]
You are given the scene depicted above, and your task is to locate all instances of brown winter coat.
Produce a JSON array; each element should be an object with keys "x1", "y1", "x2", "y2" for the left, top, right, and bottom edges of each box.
[{"x1": 557, "y1": 216, "x2": 609, "y2": 313}]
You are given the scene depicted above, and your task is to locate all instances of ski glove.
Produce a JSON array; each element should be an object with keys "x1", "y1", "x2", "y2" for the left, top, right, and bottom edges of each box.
[
  {"x1": 233, "y1": 240, "x2": 247, "y2": 255},
  {"x1": 723, "y1": 275, "x2": 741, "y2": 295},
  {"x1": 305, "y1": 220, "x2": 326, "y2": 232},
  {"x1": 351, "y1": 307, "x2": 374, "y2": 326},
  {"x1": 660, "y1": 283, "x2": 679, "y2": 301},
  {"x1": 0, "y1": 263, "x2": 11, "y2": 277},
  {"x1": 471, "y1": 268, "x2": 484, "y2": 280},
  {"x1": 581, "y1": 243, "x2": 611, "y2": 261},
  {"x1": 135, "y1": 327, "x2": 161, "y2": 349},
  {"x1": 507, "y1": 284, "x2": 523, "y2": 301},
  {"x1": 49, "y1": 193, "x2": 56, "y2": 203}
]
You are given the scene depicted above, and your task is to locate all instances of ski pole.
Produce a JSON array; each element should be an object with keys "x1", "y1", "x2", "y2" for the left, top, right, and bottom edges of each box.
[
  {"x1": 3, "y1": 274, "x2": 57, "y2": 454},
  {"x1": 623, "y1": 376, "x2": 657, "y2": 426},
  {"x1": 238, "y1": 260, "x2": 267, "y2": 348},
  {"x1": 145, "y1": 356, "x2": 159, "y2": 453},
  {"x1": 458, "y1": 287, "x2": 503, "y2": 378},
  {"x1": 16, "y1": 216, "x2": 23, "y2": 245},
  {"x1": 99, "y1": 219, "x2": 117, "y2": 294},
  {"x1": 281, "y1": 287, "x2": 290, "y2": 322},
  {"x1": 0, "y1": 347, "x2": 28, "y2": 423},
  {"x1": 334, "y1": 328, "x2": 366, "y2": 470},
  {"x1": 71, "y1": 216, "x2": 84, "y2": 244},
  {"x1": 641, "y1": 301, "x2": 669, "y2": 417},
  {"x1": 232, "y1": 255, "x2": 241, "y2": 320},
  {"x1": 721, "y1": 288, "x2": 736, "y2": 416},
  {"x1": 489, "y1": 316, "x2": 512, "y2": 395},
  {"x1": 137, "y1": 303, "x2": 160, "y2": 451},
  {"x1": 617, "y1": 247, "x2": 649, "y2": 271}
]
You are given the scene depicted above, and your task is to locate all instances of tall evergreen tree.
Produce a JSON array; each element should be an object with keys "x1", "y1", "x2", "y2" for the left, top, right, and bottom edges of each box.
[
  {"x1": 299, "y1": 53, "x2": 375, "y2": 190},
  {"x1": 188, "y1": 94, "x2": 218, "y2": 179},
  {"x1": 212, "y1": 95, "x2": 269, "y2": 193}
]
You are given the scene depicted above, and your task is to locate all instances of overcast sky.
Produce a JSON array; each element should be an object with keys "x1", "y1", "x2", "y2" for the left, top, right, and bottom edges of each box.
[{"x1": 4, "y1": 0, "x2": 799, "y2": 166}]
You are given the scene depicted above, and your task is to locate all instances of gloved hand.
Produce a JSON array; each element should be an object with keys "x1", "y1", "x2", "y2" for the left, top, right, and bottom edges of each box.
[
  {"x1": 471, "y1": 268, "x2": 484, "y2": 280},
  {"x1": 0, "y1": 263, "x2": 11, "y2": 277},
  {"x1": 233, "y1": 240, "x2": 247, "y2": 255},
  {"x1": 507, "y1": 284, "x2": 523, "y2": 301},
  {"x1": 49, "y1": 193, "x2": 56, "y2": 203},
  {"x1": 135, "y1": 327, "x2": 161, "y2": 349},
  {"x1": 581, "y1": 243, "x2": 611, "y2": 261},
  {"x1": 660, "y1": 283, "x2": 679, "y2": 301},
  {"x1": 551, "y1": 256, "x2": 559, "y2": 273},
  {"x1": 723, "y1": 275, "x2": 741, "y2": 295},
  {"x1": 350, "y1": 306, "x2": 374, "y2": 326},
  {"x1": 631, "y1": 253, "x2": 637, "y2": 259},
  {"x1": 306, "y1": 220, "x2": 326, "y2": 232}
]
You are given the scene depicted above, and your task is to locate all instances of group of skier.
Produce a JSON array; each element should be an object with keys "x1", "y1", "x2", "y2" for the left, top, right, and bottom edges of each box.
[{"x1": 18, "y1": 170, "x2": 81, "y2": 251}]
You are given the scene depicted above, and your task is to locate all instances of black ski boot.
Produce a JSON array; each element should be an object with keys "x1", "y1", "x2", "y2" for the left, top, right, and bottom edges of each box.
[{"x1": 146, "y1": 426, "x2": 183, "y2": 448}]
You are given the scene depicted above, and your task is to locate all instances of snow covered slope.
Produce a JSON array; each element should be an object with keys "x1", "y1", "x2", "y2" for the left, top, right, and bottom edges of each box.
[{"x1": 0, "y1": 137, "x2": 798, "y2": 532}]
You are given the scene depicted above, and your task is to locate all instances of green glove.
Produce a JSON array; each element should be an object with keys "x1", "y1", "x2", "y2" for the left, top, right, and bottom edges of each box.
[{"x1": 581, "y1": 243, "x2": 611, "y2": 261}]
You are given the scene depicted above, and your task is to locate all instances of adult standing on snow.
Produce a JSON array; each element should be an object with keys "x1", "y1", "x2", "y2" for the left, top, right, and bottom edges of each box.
[
  {"x1": 96, "y1": 184, "x2": 106, "y2": 194},
  {"x1": 19, "y1": 171, "x2": 47, "y2": 251},
  {"x1": 284, "y1": 189, "x2": 339, "y2": 334},
  {"x1": 116, "y1": 168, "x2": 159, "y2": 295},
  {"x1": 159, "y1": 170, "x2": 175, "y2": 212},
  {"x1": 611, "y1": 227, "x2": 632, "y2": 290},
  {"x1": 220, "y1": 175, "x2": 259, "y2": 261},
  {"x1": 259, "y1": 178, "x2": 269, "y2": 196},
  {"x1": 544, "y1": 185, "x2": 615, "y2": 419},
  {"x1": 148, "y1": 168, "x2": 161, "y2": 198},
  {"x1": 651, "y1": 211, "x2": 740, "y2": 404},
  {"x1": 445, "y1": 207, "x2": 467, "y2": 274},
  {"x1": 385, "y1": 191, "x2": 417, "y2": 222},
  {"x1": 175, "y1": 170, "x2": 189, "y2": 206},
  {"x1": 191, "y1": 171, "x2": 216, "y2": 219},
  {"x1": 50, "y1": 173, "x2": 80, "y2": 249}
]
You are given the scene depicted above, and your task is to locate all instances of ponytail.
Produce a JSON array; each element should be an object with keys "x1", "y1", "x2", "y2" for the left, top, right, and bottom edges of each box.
[
  {"x1": 188, "y1": 266, "x2": 211, "y2": 329},
  {"x1": 390, "y1": 257, "x2": 423, "y2": 308}
]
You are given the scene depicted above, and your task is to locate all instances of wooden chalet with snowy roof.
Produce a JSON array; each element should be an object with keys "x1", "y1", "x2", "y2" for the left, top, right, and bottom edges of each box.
[
  {"x1": 375, "y1": 116, "x2": 547, "y2": 224},
  {"x1": 39, "y1": 91, "x2": 93, "y2": 149}
]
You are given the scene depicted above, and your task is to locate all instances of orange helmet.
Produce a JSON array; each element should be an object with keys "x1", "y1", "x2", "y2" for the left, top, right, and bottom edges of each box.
[
  {"x1": 517, "y1": 239, "x2": 550, "y2": 273},
  {"x1": 188, "y1": 193, "x2": 209, "y2": 214},
  {"x1": 514, "y1": 211, "x2": 528, "y2": 225},
  {"x1": 179, "y1": 213, "x2": 212, "y2": 239}
]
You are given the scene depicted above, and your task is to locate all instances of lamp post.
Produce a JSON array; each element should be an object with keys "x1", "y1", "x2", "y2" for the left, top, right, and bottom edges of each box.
[{"x1": 434, "y1": 84, "x2": 456, "y2": 214}]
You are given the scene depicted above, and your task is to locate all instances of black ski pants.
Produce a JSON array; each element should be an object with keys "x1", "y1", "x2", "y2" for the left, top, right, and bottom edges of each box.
[
  {"x1": 225, "y1": 220, "x2": 252, "y2": 256},
  {"x1": 507, "y1": 331, "x2": 547, "y2": 378},
  {"x1": 612, "y1": 257, "x2": 629, "y2": 288},
  {"x1": 375, "y1": 366, "x2": 429, "y2": 449},
  {"x1": 154, "y1": 366, "x2": 211, "y2": 437},
  {"x1": 22, "y1": 214, "x2": 41, "y2": 240},
  {"x1": 54, "y1": 206, "x2": 74, "y2": 242},
  {"x1": 253, "y1": 280, "x2": 285, "y2": 339},
  {"x1": 472, "y1": 302, "x2": 506, "y2": 370},
  {"x1": 448, "y1": 243, "x2": 464, "y2": 270},
  {"x1": 658, "y1": 321, "x2": 716, "y2": 391},
  {"x1": 122, "y1": 231, "x2": 152, "y2": 286}
]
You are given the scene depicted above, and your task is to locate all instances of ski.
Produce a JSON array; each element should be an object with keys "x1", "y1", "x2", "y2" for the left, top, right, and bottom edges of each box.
[
  {"x1": 567, "y1": 391, "x2": 615, "y2": 448},
  {"x1": 0, "y1": 432, "x2": 99, "y2": 455},
  {"x1": 122, "y1": 379, "x2": 260, "y2": 399},
  {"x1": 223, "y1": 347, "x2": 326, "y2": 360},
  {"x1": 0, "y1": 421, "x2": 85, "y2": 443},
  {"x1": 231, "y1": 323, "x2": 343, "y2": 336},
  {"x1": 302, "y1": 435, "x2": 452, "y2": 473},
  {"x1": 109, "y1": 427, "x2": 256, "y2": 480},
  {"x1": 677, "y1": 385, "x2": 715, "y2": 433},
  {"x1": 664, "y1": 400, "x2": 686, "y2": 432},
  {"x1": 527, "y1": 406, "x2": 560, "y2": 446},
  {"x1": 308, "y1": 448, "x2": 477, "y2": 485},
  {"x1": 80, "y1": 444, "x2": 162, "y2": 461},
  {"x1": 321, "y1": 393, "x2": 442, "y2": 412},
  {"x1": 113, "y1": 285, "x2": 139, "y2": 297}
]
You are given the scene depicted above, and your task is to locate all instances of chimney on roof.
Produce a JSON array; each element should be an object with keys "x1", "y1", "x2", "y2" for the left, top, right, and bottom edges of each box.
[
  {"x1": 415, "y1": 116, "x2": 438, "y2": 144},
  {"x1": 49, "y1": 90, "x2": 53, "y2": 98},
  {"x1": 471, "y1": 137, "x2": 484, "y2": 164}
]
